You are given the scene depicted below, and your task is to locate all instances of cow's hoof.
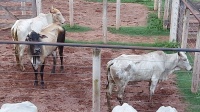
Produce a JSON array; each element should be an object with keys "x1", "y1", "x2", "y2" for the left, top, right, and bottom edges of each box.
[
  {"x1": 40, "y1": 82, "x2": 45, "y2": 89},
  {"x1": 51, "y1": 69, "x2": 55, "y2": 74},
  {"x1": 20, "y1": 66, "x2": 25, "y2": 71},
  {"x1": 34, "y1": 81, "x2": 38, "y2": 86}
]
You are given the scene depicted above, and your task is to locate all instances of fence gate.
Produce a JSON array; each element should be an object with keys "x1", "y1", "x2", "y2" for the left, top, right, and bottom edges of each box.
[{"x1": 0, "y1": 0, "x2": 37, "y2": 30}]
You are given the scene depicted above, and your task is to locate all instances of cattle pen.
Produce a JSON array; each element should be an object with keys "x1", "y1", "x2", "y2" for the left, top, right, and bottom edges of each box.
[{"x1": 0, "y1": 0, "x2": 200, "y2": 112}]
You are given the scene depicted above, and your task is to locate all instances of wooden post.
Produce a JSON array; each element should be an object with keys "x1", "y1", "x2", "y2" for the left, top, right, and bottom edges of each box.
[
  {"x1": 92, "y1": 48, "x2": 101, "y2": 112},
  {"x1": 21, "y1": 2, "x2": 26, "y2": 15},
  {"x1": 116, "y1": 0, "x2": 120, "y2": 30},
  {"x1": 103, "y1": 0, "x2": 108, "y2": 43},
  {"x1": 158, "y1": 0, "x2": 162, "y2": 18},
  {"x1": 32, "y1": 0, "x2": 37, "y2": 17},
  {"x1": 69, "y1": 0, "x2": 74, "y2": 27},
  {"x1": 181, "y1": 8, "x2": 190, "y2": 48},
  {"x1": 191, "y1": 25, "x2": 200, "y2": 93},
  {"x1": 163, "y1": 0, "x2": 170, "y2": 29},
  {"x1": 169, "y1": 0, "x2": 180, "y2": 42},
  {"x1": 154, "y1": 0, "x2": 158, "y2": 10},
  {"x1": 36, "y1": 0, "x2": 41, "y2": 15}
]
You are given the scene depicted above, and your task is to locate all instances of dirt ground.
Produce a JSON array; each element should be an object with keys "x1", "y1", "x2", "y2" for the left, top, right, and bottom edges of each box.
[{"x1": 0, "y1": 0, "x2": 187, "y2": 112}]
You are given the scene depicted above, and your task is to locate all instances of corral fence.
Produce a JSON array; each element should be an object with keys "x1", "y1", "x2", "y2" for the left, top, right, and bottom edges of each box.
[
  {"x1": 0, "y1": 0, "x2": 199, "y2": 111},
  {"x1": 0, "y1": 41, "x2": 199, "y2": 111},
  {"x1": 154, "y1": 0, "x2": 200, "y2": 93},
  {"x1": 0, "y1": 0, "x2": 41, "y2": 30}
]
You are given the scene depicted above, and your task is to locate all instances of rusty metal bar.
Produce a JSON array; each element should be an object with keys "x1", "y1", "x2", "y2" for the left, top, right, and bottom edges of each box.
[
  {"x1": 182, "y1": 0, "x2": 200, "y2": 23},
  {"x1": 1, "y1": 40, "x2": 200, "y2": 52}
]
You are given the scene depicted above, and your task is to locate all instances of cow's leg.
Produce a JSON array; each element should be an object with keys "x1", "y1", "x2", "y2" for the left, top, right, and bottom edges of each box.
[
  {"x1": 106, "y1": 80, "x2": 114, "y2": 112},
  {"x1": 51, "y1": 51, "x2": 57, "y2": 74},
  {"x1": 58, "y1": 46, "x2": 64, "y2": 72},
  {"x1": 32, "y1": 65, "x2": 38, "y2": 86},
  {"x1": 14, "y1": 45, "x2": 20, "y2": 66},
  {"x1": 40, "y1": 61, "x2": 45, "y2": 88},
  {"x1": 117, "y1": 81, "x2": 128, "y2": 105},
  {"x1": 18, "y1": 45, "x2": 26, "y2": 71},
  {"x1": 149, "y1": 79, "x2": 158, "y2": 102}
]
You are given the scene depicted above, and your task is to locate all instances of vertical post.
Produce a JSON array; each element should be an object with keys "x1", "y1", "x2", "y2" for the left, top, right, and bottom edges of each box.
[
  {"x1": 181, "y1": 8, "x2": 190, "y2": 48},
  {"x1": 32, "y1": 0, "x2": 37, "y2": 17},
  {"x1": 69, "y1": 0, "x2": 74, "y2": 27},
  {"x1": 191, "y1": 25, "x2": 200, "y2": 93},
  {"x1": 92, "y1": 48, "x2": 101, "y2": 112},
  {"x1": 163, "y1": 0, "x2": 170, "y2": 29},
  {"x1": 154, "y1": 0, "x2": 158, "y2": 10},
  {"x1": 158, "y1": 0, "x2": 162, "y2": 18},
  {"x1": 36, "y1": 0, "x2": 41, "y2": 15},
  {"x1": 103, "y1": 0, "x2": 108, "y2": 44},
  {"x1": 116, "y1": 0, "x2": 121, "y2": 30},
  {"x1": 21, "y1": 2, "x2": 26, "y2": 15},
  {"x1": 177, "y1": 0, "x2": 185, "y2": 44},
  {"x1": 169, "y1": 0, "x2": 180, "y2": 42}
]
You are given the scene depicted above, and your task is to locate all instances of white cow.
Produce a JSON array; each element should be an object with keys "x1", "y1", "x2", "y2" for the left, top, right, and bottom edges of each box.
[
  {"x1": 11, "y1": 6, "x2": 65, "y2": 71},
  {"x1": 0, "y1": 101, "x2": 37, "y2": 112},
  {"x1": 106, "y1": 51, "x2": 192, "y2": 111}
]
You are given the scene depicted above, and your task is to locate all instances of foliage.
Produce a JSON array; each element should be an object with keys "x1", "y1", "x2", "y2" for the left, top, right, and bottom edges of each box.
[
  {"x1": 108, "y1": 12, "x2": 169, "y2": 36},
  {"x1": 176, "y1": 69, "x2": 200, "y2": 112},
  {"x1": 147, "y1": 13, "x2": 163, "y2": 31},
  {"x1": 62, "y1": 24, "x2": 92, "y2": 32}
]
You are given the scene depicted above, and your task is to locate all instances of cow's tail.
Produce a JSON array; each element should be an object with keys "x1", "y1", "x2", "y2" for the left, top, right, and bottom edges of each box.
[
  {"x1": 11, "y1": 24, "x2": 20, "y2": 64},
  {"x1": 106, "y1": 60, "x2": 114, "y2": 112}
]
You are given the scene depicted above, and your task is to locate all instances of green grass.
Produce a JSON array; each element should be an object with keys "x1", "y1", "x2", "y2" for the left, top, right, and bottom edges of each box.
[
  {"x1": 176, "y1": 54, "x2": 200, "y2": 112},
  {"x1": 108, "y1": 13, "x2": 169, "y2": 36},
  {"x1": 62, "y1": 24, "x2": 92, "y2": 32},
  {"x1": 86, "y1": 0, "x2": 154, "y2": 10},
  {"x1": 66, "y1": 39, "x2": 178, "y2": 48}
]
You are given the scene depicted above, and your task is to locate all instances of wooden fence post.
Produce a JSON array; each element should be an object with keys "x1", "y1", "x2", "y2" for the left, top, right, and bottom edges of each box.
[
  {"x1": 158, "y1": 0, "x2": 162, "y2": 18},
  {"x1": 169, "y1": 0, "x2": 180, "y2": 42},
  {"x1": 181, "y1": 8, "x2": 190, "y2": 48},
  {"x1": 36, "y1": 0, "x2": 41, "y2": 15},
  {"x1": 21, "y1": 2, "x2": 26, "y2": 15},
  {"x1": 191, "y1": 25, "x2": 200, "y2": 93},
  {"x1": 92, "y1": 48, "x2": 101, "y2": 112},
  {"x1": 32, "y1": 0, "x2": 37, "y2": 17},
  {"x1": 163, "y1": 0, "x2": 170, "y2": 29},
  {"x1": 103, "y1": 0, "x2": 108, "y2": 44},
  {"x1": 154, "y1": 0, "x2": 158, "y2": 10},
  {"x1": 116, "y1": 0, "x2": 120, "y2": 30},
  {"x1": 69, "y1": 0, "x2": 74, "y2": 27}
]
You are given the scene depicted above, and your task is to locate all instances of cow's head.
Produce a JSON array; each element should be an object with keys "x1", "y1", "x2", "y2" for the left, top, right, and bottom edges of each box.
[
  {"x1": 26, "y1": 31, "x2": 47, "y2": 70},
  {"x1": 177, "y1": 52, "x2": 192, "y2": 71},
  {"x1": 50, "y1": 6, "x2": 66, "y2": 24}
]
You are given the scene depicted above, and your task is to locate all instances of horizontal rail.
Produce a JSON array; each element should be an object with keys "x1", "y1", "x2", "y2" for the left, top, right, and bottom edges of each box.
[
  {"x1": 1, "y1": 40, "x2": 200, "y2": 52},
  {"x1": 182, "y1": 0, "x2": 200, "y2": 23}
]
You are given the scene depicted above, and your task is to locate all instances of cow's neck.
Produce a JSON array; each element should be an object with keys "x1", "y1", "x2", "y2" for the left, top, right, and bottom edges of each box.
[
  {"x1": 164, "y1": 53, "x2": 179, "y2": 73},
  {"x1": 45, "y1": 13, "x2": 53, "y2": 24}
]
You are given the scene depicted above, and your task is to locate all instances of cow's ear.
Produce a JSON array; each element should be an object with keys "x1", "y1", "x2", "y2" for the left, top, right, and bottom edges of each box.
[
  {"x1": 40, "y1": 34, "x2": 48, "y2": 39},
  {"x1": 50, "y1": 6, "x2": 54, "y2": 13},
  {"x1": 178, "y1": 52, "x2": 183, "y2": 57}
]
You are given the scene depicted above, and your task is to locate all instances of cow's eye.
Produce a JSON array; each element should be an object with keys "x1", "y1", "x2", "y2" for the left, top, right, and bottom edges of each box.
[{"x1": 183, "y1": 59, "x2": 187, "y2": 61}]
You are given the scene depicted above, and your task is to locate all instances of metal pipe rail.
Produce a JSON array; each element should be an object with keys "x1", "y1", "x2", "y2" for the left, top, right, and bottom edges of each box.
[
  {"x1": 182, "y1": 0, "x2": 200, "y2": 23},
  {"x1": 1, "y1": 40, "x2": 200, "y2": 52}
]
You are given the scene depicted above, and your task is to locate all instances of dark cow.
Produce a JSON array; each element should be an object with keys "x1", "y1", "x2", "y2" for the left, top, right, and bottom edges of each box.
[{"x1": 26, "y1": 23, "x2": 65, "y2": 88}]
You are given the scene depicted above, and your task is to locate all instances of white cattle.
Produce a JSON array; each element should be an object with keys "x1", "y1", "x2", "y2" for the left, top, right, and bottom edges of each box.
[
  {"x1": 0, "y1": 101, "x2": 37, "y2": 112},
  {"x1": 106, "y1": 51, "x2": 192, "y2": 111},
  {"x1": 11, "y1": 6, "x2": 65, "y2": 71},
  {"x1": 156, "y1": 106, "x2": 178, "y2": 112},
  {"x1": 112, "y1": 103, "x2": 137, "y2": 112},
  {"x1": 25, "y1": 23, "x2": 65, "y2": 88}
]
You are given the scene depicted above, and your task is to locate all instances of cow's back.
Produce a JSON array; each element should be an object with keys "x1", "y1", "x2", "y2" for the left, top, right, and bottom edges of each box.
[{"x1": 109, "y1": 51, "x2": 167, "y2": 81}]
